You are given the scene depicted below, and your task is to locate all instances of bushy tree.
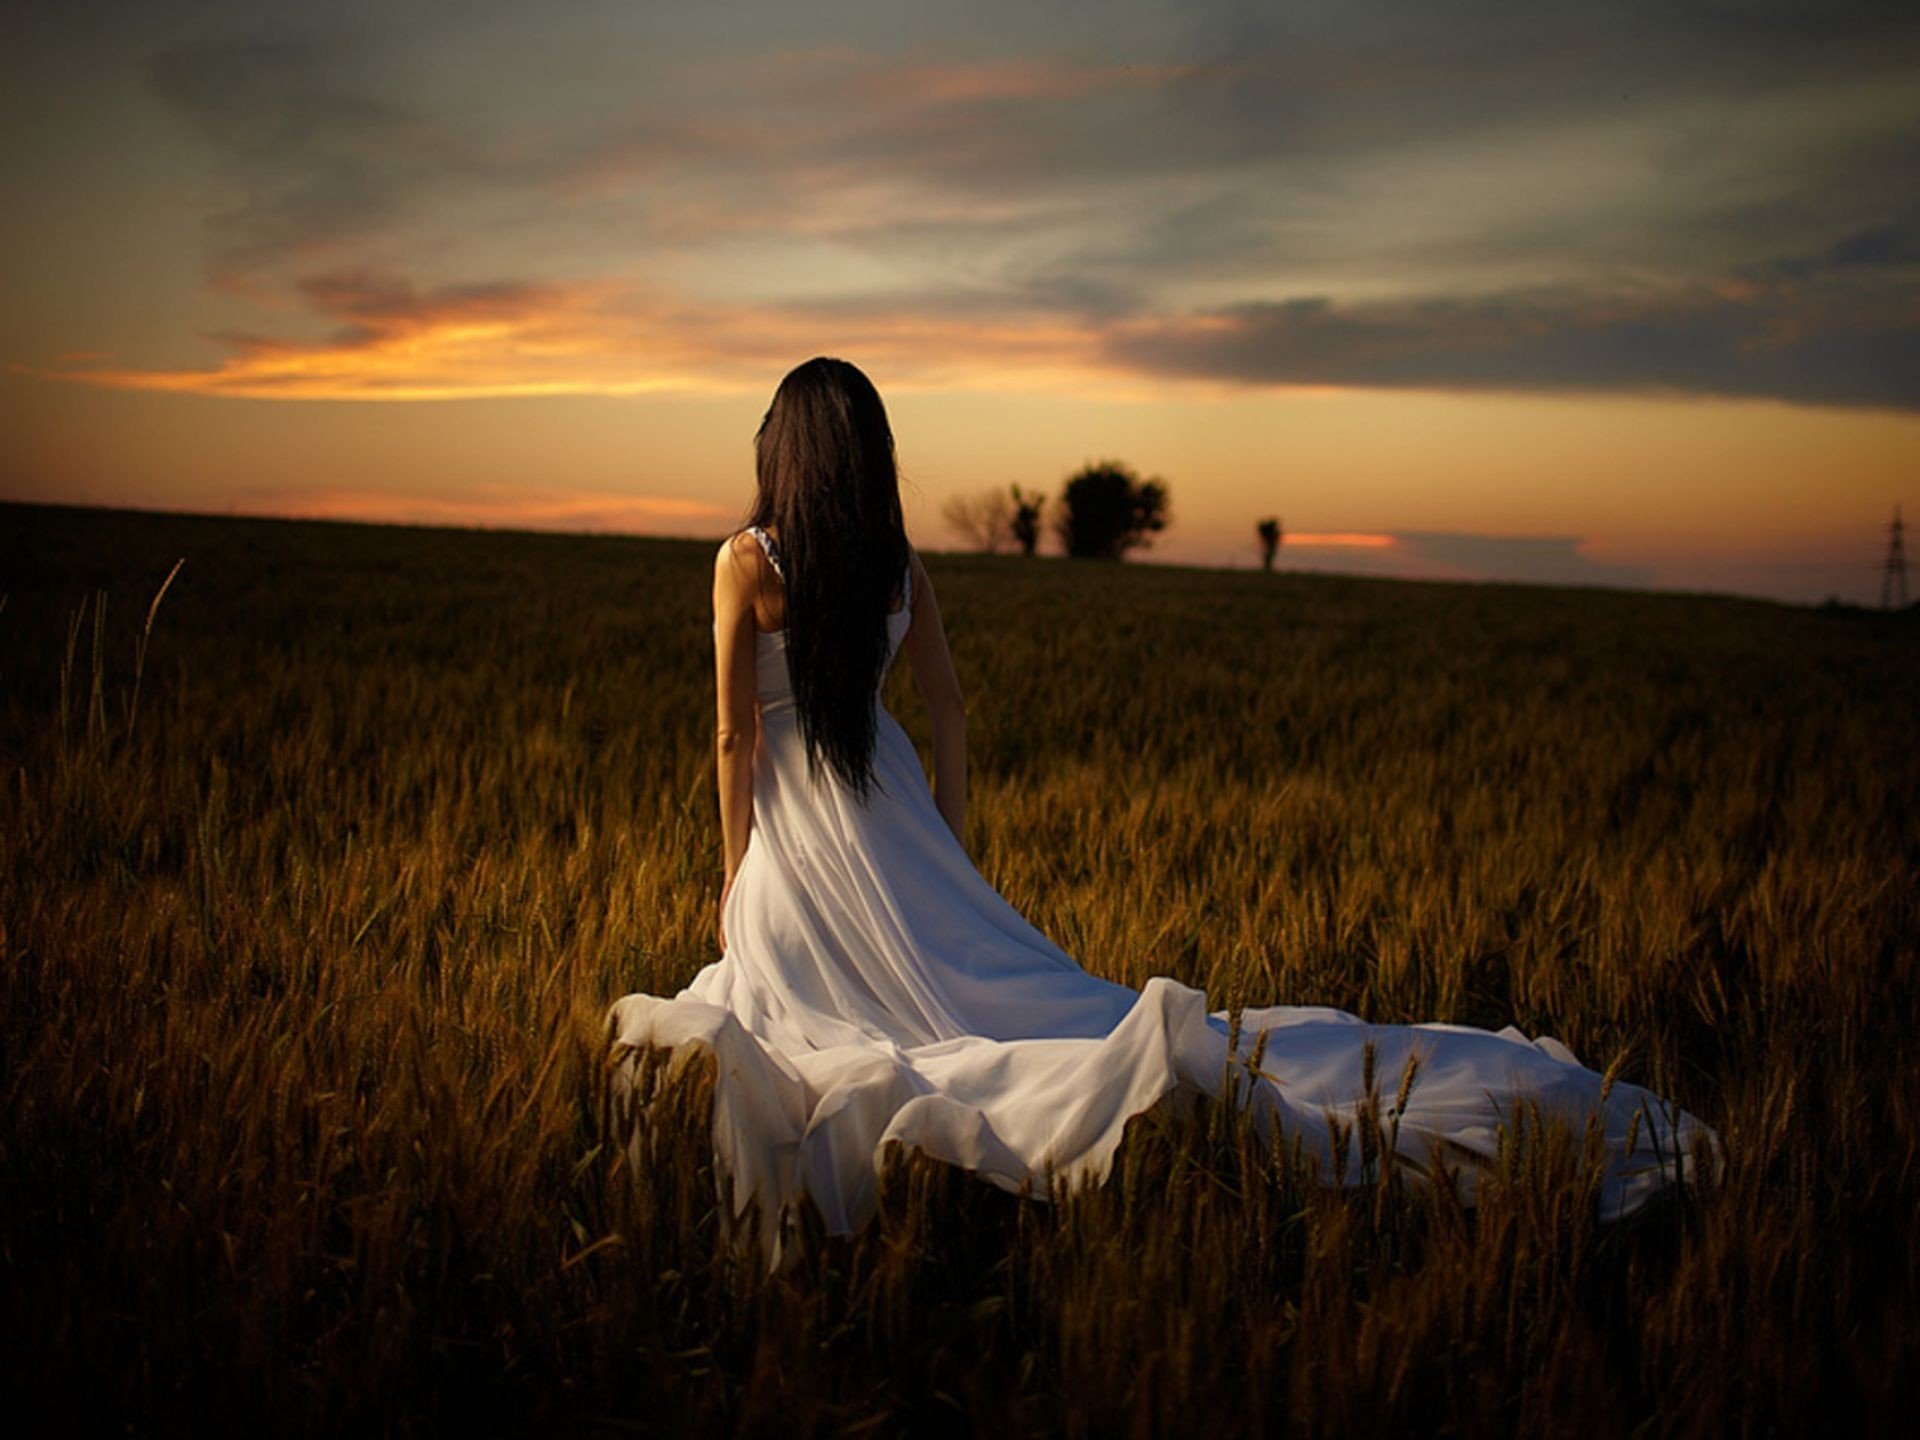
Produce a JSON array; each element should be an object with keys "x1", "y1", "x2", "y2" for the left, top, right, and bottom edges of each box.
[
  {"x1": 1257, "y1": 517, "x2": 1283, "y2": 573},
  {"x1": 1053, "y1": 460, "x2": 1170, "y2": 560}
]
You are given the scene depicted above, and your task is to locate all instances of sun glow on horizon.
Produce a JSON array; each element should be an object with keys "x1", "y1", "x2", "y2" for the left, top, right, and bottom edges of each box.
[
  {"x1": 1283, "y1": 532, "x2": 1398, "y2": 549},
  {"x1": 234, "y1": 484, "x2": 734, "y2": 532}
]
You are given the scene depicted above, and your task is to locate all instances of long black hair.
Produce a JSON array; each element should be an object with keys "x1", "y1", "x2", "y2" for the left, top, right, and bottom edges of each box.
[{"x1": 749, "y1": 357, "x2": 909, "y2": 797}]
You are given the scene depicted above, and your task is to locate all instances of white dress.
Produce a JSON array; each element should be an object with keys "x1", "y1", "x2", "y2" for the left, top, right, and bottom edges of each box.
[{"x1": 608, "y1": 528, "x2": 1721, "y2": 1260}]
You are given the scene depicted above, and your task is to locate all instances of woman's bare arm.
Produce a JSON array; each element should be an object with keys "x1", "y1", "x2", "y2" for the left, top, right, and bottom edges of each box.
[
  {"x1": 713, "y1": 534, "x2": 762, "y2": 948},
  {"x1": 901, "y1": 549, "x2": 968, "y2": 848}
]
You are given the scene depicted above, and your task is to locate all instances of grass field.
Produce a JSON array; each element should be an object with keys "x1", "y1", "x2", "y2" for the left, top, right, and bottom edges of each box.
[{"x1": 3, "y1": 500, "x2": 1916, "y2": 1435}]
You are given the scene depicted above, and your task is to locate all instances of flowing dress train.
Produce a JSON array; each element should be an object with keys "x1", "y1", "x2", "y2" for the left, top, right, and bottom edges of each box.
[{"x1": 607, "y1": 529, "x2": 1721, "y2": 1260}]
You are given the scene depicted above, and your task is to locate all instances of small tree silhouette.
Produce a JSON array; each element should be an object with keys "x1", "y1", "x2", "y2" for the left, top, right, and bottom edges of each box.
[
  {"x1": 1009, "y1": 485, "x2": 1045, "y2": 557},
  {"x1": 940, "y1": 488, "x2": 1013, "y2": 553},
  {"x1": 1053, "y1": 460, "x2": 1170, "y2": 560},
  {"x1": 1257, "y1": 517, "x2": 1283, "y2": 573}
]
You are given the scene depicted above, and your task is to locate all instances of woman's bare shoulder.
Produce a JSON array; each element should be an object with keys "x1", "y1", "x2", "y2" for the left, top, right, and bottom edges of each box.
[
  {"x1": 715, "y1": 530, "x2": 775, "y2": 599},
  {"x1": 717, "y1": 529, "x2": 769, "y2": 570}
]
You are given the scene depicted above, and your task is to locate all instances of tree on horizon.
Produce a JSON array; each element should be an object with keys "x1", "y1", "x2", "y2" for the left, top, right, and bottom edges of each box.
[
  {"x1": 1053, "y1": 461, "x2": 1169, "y2": 560},
  {"x1": 1010, "y1": 485, "x2": 1045, "y2": 557},
  {"x1": 940, "y1": 488, "x2": 1013, "y2": 553},
  {"x1": 1257, "y1": 517, "x2": 1283, "y2": 572}
]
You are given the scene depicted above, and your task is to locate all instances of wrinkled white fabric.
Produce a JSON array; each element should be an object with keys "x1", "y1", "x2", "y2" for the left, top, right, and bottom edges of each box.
[{"x1": 609, "y1": 534, "x2": 1722, "y2": 1262}]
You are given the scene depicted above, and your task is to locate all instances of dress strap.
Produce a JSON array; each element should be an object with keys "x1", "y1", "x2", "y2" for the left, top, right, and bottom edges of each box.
[
  {"x1": 747, "y1": 526, "x2": 911, "y2": 610},
  {"x1": 745, "y1": 524, "x2": 784, "y2": 579}
]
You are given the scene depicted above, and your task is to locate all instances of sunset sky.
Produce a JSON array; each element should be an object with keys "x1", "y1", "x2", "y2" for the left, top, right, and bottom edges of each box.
[{"x1": 4, "y1": 0, "x2": 1917, "y2": 601}]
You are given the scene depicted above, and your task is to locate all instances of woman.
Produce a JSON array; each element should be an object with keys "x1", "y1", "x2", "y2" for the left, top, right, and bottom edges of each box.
[{"x1": 609, "y1": 357, "x2": 1719, "y2": 1262}]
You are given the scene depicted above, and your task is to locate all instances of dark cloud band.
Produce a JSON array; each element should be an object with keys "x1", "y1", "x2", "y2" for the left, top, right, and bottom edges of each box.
[{"x1": 1105, "y1": 259, "x2": 1920, "y2": 411}]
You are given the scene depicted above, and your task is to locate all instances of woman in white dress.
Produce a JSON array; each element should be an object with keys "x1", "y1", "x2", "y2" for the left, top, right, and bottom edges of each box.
[{"x1": 608, "y1": 357, "x2": 1720, "y2": 1262}]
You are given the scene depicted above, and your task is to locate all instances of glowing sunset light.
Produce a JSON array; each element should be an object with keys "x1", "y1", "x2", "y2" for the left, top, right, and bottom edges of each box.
[
  {"x1": 239, "y1": 484, "x2": 734, "y2": 533},
  {"x1": 17, "y1": 273, "x2": 1132, "y2": 403},
  {"x1": 1284, "y1": 533, "x2": 1398, "y2": 549}
]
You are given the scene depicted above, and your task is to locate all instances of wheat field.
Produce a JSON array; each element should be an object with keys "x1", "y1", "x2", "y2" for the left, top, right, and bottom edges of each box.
[{"x1": 2, "y1": 500, "x2": 1916, "y2": 1435}]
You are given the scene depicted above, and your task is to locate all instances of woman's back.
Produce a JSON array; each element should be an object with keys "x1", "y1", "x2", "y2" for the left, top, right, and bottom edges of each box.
[{"x1": 731, "y1": 525, "x2": 913, "y2": 712}]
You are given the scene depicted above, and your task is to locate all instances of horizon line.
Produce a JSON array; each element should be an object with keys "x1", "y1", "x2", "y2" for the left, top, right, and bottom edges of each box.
[{"x1": 6, "y1": 494, "x2": 1899, "y2": 612}]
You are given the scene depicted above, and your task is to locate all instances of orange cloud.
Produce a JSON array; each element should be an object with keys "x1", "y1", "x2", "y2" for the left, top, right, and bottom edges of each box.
[
  {"x1": 234, "y1": 483, "x2": 732, "y2": 533},
  {"x1": 23, "y1": 267, "x2": 1126, "y2": 402},
  {"x1": 1286, "y1": 532, "x2": 1397, "y2": 548}
]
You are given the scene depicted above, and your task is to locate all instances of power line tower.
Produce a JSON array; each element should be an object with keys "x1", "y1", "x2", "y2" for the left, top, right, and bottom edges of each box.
[{"x1": 1883, "y1": 505, "x2": 1909, "y2": 610}]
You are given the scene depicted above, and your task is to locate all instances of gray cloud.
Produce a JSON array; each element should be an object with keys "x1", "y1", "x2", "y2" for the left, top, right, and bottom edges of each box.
[
  {"x1": 708, "y1": 8, "x2": 1920, "y2": 355},
  {"x1": 1390, "y1": 533, "x2": 1653, "y2": 589},
  {"x1": 1105, "y1": 256, "x2": 1920, "y2": 410},
  {"x1": 145, "y1": 24, "x2": 515, "y2": 279},
  {"x1": 1267, "y1": 531, "x2": 1654, "y2": 590},
  {"x1": 1748, "y1": 225, "x2": 1920, "y2": 284}
]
